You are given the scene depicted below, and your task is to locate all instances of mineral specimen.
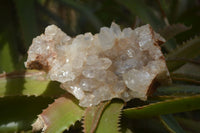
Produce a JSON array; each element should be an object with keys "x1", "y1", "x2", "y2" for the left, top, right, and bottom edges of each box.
[{"x1": 25, "y1": 23, "x2": 171, "y2": 107}]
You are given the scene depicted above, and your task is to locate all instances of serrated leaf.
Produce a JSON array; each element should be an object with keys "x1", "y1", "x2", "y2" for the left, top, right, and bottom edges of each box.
[
  {"x1": 123, "y1": 95, "x2": 200, "y2": 118},
  {"x1": 166, "y1": 36, "x2": 200, "y2": 71},
  {"x1": 159, "y1": 114, "x2": 186, "y2": 133},
  {"x1": 32, "y1": 94, "x2": 85, "y2": 133},
  {"x1": 116, "y1": 0, "x2": 165, "y2": 30},
  {"x1": 0, "y1": 70, "x2": 65, "y2": 97},
  {"x1": 95, "y1": 99, "x2": 124, "y2": 133},
  {"x1": 83, "y1": 101, "x2": 110, "y2": 133},
  {"x1": 159, "y1": 24, "x2": 191, "y2": 51},
  {"x1": 159, "y1": 23, "x2": 191, "y2": 40},
  {"x1": 0, "y1": 96, "x2": 53, "y2": 132}
]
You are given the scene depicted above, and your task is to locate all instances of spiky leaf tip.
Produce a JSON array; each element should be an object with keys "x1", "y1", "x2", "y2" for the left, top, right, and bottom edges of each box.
[{"x1": 32, "y1": 93, "x2": 85, "y2": 133}]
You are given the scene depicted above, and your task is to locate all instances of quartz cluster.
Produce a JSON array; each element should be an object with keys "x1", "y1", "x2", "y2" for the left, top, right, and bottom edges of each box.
[{"x1": 25, "y1": 23, "x2": 170, "y2": 107}]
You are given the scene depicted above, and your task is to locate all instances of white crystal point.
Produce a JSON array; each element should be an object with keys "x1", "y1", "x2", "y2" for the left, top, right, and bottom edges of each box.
[
  {"x1": 98, "y1": 27, "x2": 115, "y2": 51},
  {"x1": 110, "y1": 22, "x2": 122, "y2": 37},
  {"x1": 45, "y1": 25, "x2": 58, "y2": 36},
  {"x1": 25, "y1": 23, "x2": 171, "y2": 107},
  {"x1": 122, "y1": 28, "x2": 133, "y2": 37},
  {"x1": 123, "y1": 69, "x2": 154, "y2": 99}
]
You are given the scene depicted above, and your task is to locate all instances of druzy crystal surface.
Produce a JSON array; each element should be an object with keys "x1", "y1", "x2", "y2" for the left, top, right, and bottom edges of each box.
[{"x1": 25, "y1": 23, "x2": 170, "y2": 107}]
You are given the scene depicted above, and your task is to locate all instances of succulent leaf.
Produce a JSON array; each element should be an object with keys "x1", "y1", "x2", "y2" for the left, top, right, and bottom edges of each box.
[
  {"x1": 32, "y1": 93, "x2": 85, "y2": 133},
  {"x1": 124, "y1": 94, "x2": 200, "y2": 118},
  {"x1": 0, "y1": 42, "x2": 15, "y2": 72},
  {"x1": 0, "y1": 96, "x2": 53, "y2": 132},
  {"x1": 166, "y1": 36, "x2": 200, "y2": 71},
  {"x1": 95, "y1": 99, "x2": 124, "y2": 133},
  {"x1": 83, "y1": 101, "x2": 110, "y2": 133},
  {"x1": 0, "y1": 70, "x2": 65, "y2": 97},
  {"x1": 159, "y1": 23, "x2": 191, "y2": 40},
  {"x1": 0, "y1": 1, "x2": 21, "y2": 72},
  {"x1": 154, "y1": 84, "x2": 200, "y2": 96}
]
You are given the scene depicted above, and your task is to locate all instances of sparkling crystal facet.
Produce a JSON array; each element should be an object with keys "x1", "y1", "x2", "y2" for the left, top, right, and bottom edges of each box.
[{"x1": 25, "y1": 23, "x2": 171, "y2": 107}]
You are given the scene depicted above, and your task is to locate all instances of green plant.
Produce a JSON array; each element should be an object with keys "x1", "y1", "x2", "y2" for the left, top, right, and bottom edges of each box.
[{"x1": 0, "y1": 0, "x2": 200, "y2": 133}]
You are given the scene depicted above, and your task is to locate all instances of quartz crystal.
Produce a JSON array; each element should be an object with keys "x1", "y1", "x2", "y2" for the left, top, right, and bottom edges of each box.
[{"x1": 25, "y1": 23, "x2": 171, "y2": 107}]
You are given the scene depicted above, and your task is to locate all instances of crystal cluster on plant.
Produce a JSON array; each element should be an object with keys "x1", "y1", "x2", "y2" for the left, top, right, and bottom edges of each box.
[{"x1": 25, "y1": 22, "x2": 170, "y2": 107}]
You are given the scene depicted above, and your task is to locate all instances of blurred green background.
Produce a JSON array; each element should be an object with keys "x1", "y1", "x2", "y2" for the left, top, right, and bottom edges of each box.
[{"x1": 0, "y1": 0, "x2": 200, "y2": 73}]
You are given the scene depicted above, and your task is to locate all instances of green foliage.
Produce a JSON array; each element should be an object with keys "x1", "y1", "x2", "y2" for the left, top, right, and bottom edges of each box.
[
  {"x1": 83, "y1": 101, "x2": 110, "y2": 133},
  {"x1": 0, "y1": 40, "x2": 15, "y2": 72},
  {"x1": 153, "y1": 84, "x2": 200, "y2": 96},
  {"x1": 123, "y1": 95, "x2": 200, "y2": 118},
  {"x1": 158, "y1": 23, "x2": 191, "y2": 40},
  {"x1": 0, "y1": 0, "x2": 200, "y2": 133},
  {"x1": 0, "y1": 70, "x2": 65, "y2": 97},
  {"x1": 95, "y1": 100, "x2": 124, "y2": 133},
  {"x1": 0, "y1": 96, "x2": 53, "y2": 132},
  {"x1": 32, "y1": 94, "x2": 84, "y2": 133},
  {"x1": 166, "y1": 36, "x2": 200, "y2": 71}
]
